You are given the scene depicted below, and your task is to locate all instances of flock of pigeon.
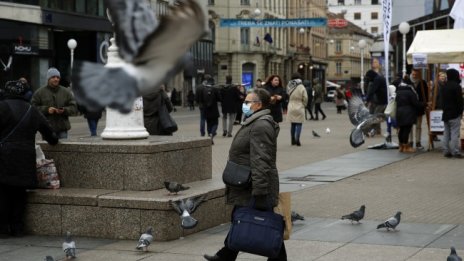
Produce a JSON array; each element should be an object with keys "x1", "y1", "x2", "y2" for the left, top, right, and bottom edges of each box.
[{"x1": 341, "y1": 205, "x2": 461, "y2": 260}]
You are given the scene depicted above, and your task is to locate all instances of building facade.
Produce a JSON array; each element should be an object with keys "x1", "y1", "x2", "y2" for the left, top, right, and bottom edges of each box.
[
  {"x1": 0, "y1": 0, "x2": 111, "y2": 90},
  {"x1": 208, "y1": 0, "x2": 288, "y2": 89},
  {"x1": 327, "y1": 0, "x2": 382, "y2": 36},
  {"x1": 326, "y1": 13, "x2": 373, "y2": 87},
  {"x1": 287, "y1": 0, "x2": 328, "y2": 85}
]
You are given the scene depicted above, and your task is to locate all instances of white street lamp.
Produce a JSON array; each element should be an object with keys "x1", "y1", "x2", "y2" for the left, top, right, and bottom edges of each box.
[
  {"x1": 358, "y1": 39, "x2": 367, "y2": 96},
  {"x1": 299, "y1": 28, "x2": 305, "y2": 34},
  {"x1": 253, "y1": 8, "x2": 261, "y2": 17},
  {"x1": 67, "y1": 39, "x2": 77, "y2": 71},
  {"x1": 399, "y1": 22, "x2": 410, "y2": 78}
]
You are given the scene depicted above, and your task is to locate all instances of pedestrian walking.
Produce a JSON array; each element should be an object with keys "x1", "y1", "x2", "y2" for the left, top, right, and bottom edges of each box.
[
  {"x1": 335, "y1": 87, "x2": 346, "y2": 114},
  {"x1": 0, "y1": 80, "x2": 58, "y2": 238},
  {"x1": 196, "y1": 75, "x2": 213, "y2": 137},
  {"x1": 312, "y1": 78, "x2": 326, "y2": 120},
  {"x1": 187, "y1": 90, "x2": 195, "y2": 111},
  {"x1": 287, "y1": 73, "x2": 308, "y2": 146},
  {"x1": 79, "y1": 105, "x2": 103, "y2": 136},
  {"x1": 143, "y1": 85, "x2": 175, "y2": 136},
  {"x1": 203, "y1": 88, "x2": 286, "y2": 261},
  {"x1": 220, "y1": 75, "x2": 241, "y2": 137},
  {"x1": 408, "y1": 69, "x2": 429, "y2": 149},
  {"x1": 303, "y1": 80, "x2": 314, "y2": 120},
  {"x1": 170, "y1": 87, "x2": 178, "y2": 112}
]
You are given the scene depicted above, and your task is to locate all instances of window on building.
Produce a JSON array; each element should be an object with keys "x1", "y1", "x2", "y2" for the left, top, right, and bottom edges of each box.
[
  {"x1": 354, "y1": 13, "x2": 361, "y2": 20},
  {"x1": 336, "y1": 62, "x2": 342, "y2": 75},
  {"x1": 208, "y1": 0, "x2": 214, "y2": 5},
  {"x1": 241, "y1": 28, "x2": 250, "y2": 45},
  {"x1": 355, "y1": 0, "x2": 361, "y2": 4},
  {"x1": 240, "y1": 0, "x2": 250, "y2": 5},
  {"x1": 371, "y1": 0, "x2": 379, "y2": 4},
  {"x1": 335, "y1": 40, "x2": 342, "y2": 53},
  {"x1": 371, "y1": 12, "x2": 378, "y2": 19},
  {"x1": 371, "y1": 27, "x2": 378, "y2": 34},
  {"x1": 338, "y1": 0, "x2": 345, "y2": 5}
]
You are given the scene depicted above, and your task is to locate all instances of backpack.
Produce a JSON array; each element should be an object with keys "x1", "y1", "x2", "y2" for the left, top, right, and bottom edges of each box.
[{"x1": 203, "y1": 86, "x2": 214, "y2": 108}]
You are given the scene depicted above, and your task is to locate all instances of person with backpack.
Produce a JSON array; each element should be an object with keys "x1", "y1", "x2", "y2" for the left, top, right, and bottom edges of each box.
[{"x1": 198, "y1": 75, "x2": 221, "y2": 144}]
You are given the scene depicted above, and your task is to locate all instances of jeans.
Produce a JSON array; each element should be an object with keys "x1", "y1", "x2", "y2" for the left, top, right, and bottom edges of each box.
[
  {"x1": 442, "y1": 116, "x2": 462, "y2": 156},
  {"x1": 200, "y1": 108, "x2": 206, "y2": 136},
  {"x1": 222, "y1": 113, "x2": 236, "y2": 135},
  {"x1": 87, "y1": 119, "x2": 99, "y2": 136},
  {"x1": 409, "y1": 115, "x2": 423, "y2": 144},
  {"x1": 290, "y1": 123, "x2": 302, "y2": 142},
  {"x1": 207, "y1": 117, "x2": 218, "y2": 137}
]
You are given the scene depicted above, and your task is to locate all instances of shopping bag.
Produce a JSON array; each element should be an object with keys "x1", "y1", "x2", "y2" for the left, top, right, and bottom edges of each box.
[
  {"x1": 274, "y1": 192, "x2": 292, "y2": 240},
  {"x1": 384, "y1": 100, "x2": 397, "y2": 119},
  {"x1": 36, "y1": 159, "x2": 60, "y2": 189}
]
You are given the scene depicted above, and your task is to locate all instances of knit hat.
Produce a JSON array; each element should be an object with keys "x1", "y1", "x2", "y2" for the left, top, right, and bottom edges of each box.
[
  {"x1": 47, "y1": 67, "x2": 61, "y2": 80},
  {"x1": 4, "y1": 80, "x2": 28, "y2": 96}
]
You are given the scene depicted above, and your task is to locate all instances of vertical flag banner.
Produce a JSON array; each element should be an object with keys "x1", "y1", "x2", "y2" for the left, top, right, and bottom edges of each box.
[
  {"x1": 449, "y1": 0, "x2": 464, "y2": 86},
  {"x1": 382, "y1": 0, "x2": 392, "y2": 90}
]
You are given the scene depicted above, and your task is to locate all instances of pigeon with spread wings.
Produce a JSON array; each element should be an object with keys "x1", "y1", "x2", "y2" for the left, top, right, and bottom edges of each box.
[
  {"x1": 347, "y1": 90, "x2": 386, "y2": 148},
  {"x1": 72, "y1": 0, "x2": 207, "y2": 113}
]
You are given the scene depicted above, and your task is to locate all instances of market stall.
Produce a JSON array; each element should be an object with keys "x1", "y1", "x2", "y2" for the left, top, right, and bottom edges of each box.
[{"x1": 406, "y1": 29, "x2": 464, "y2": 150}]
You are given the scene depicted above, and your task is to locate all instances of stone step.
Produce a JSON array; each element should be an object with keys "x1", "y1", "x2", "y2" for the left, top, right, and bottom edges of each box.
[{"x1": 25, "y1": 179, "x2": 232, "y2": 241}]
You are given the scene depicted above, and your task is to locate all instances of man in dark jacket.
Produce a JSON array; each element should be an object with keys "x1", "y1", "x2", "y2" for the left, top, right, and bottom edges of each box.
[
  {"x1": 366, "y1": 70, "x2": 387, "y2": 135},
  {"x1": 220, "y1": 75, "x2": 240, "y2": 137},
  {"x1": 197, "y1": 75, "x2": 221, "y2": 144},
  {"x1": 31, "y1": 68, "x2": 78, "y2": 139},
  {"x1": 441, "y1": 69, "x2": 463, "y2": 158},
  {"x1": 303, "y1": 79, "x2": 314, "y2": 120},
  {"x1": 408, "y1": 69, "x2": 429, "y2": 149},
  {"x1": 0, "y1": 80, "x2": 58, "y2": 238}
]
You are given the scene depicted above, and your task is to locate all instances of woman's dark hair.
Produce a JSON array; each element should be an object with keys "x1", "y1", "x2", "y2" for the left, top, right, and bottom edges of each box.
[
  {"x1": 251, "y1": 88, "x2": 271, "y2": 109},
  {"x1": 263, "y1": 75, "x2": 283, "y2": 88}
]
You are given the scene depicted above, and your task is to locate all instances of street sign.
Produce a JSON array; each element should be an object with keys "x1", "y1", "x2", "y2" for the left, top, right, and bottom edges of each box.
[
  {"x1": 220, "y1": 18, "x2": 327, "y2": 28},
  {"x1": 327, "y1": 19, "x2": 348, "y2": 28}
]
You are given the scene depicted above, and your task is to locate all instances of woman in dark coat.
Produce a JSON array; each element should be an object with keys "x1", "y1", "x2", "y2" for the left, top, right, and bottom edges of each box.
[
  {"x1": 143, "y1": 85, "x2": 174, "y2": 136},
  {"x1": 264, "y1": 75, "x2": 285, "y2": 123},
  {"x1": 204, "y1": 88, "x2": 286, "y2": 261},
  {"x1": 0, "y1": 80, "x2": 58, "y2": 238},
  {"x1": 395, "y1": 79, "x2": 425, "y2": 153}
]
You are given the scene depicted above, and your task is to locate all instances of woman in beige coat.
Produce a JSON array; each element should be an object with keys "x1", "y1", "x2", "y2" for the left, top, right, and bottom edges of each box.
[{"x1": 287, "y1": 73, "x2": 308, "y2": 146}]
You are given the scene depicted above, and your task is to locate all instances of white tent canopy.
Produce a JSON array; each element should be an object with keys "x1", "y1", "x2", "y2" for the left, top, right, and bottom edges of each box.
[
  {"x1": 407, "y1": 29, "x2": 464, "y2": 64},
  {"x1": 326, "y1": 81, "x2": 340, "y2": 88}
]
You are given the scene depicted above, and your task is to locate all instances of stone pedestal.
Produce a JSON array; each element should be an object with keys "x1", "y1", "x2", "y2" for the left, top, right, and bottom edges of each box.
[{"x1": 26, "y1": 136, "x2": 230, "y2": 240}]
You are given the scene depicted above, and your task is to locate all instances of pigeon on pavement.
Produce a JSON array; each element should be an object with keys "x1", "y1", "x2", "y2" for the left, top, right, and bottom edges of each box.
[
  {"x1": 347, "y1": 90, "x2": 386, "y2": 148},
  {"x1": 325, "y1": 127, "x2": 331, "y2": 134},
  {"x1": 62, "y1": 231, "x2": 76, "y2": 259},
  {"x1": 448, "y1": 247, "x2": 462, "y2": 261},
  {"x1": 136, "y1": 227, "x2": 154, "y2": 251},
  {"x1": 44, "y1": 256, "x2": 55, "y2": 261},
  {"x1": 171, "y1": 195, "x2": 207, "y2": 229},
  {"x1": 291, "y1": 211, "x2": 305, "y2": 223},
  {"x1": 341, "y1": 205, "x2": 365, "y2": 224},
  {"x1": 312, "y1": 130, "x2": 321, "y2": 138},
  {"x1": 72, "y1": 0, "x2": 207, "y2": 113},
  {"x1": 164, "y1": 181, "x2": 190, "y2": 195},
  {"x1": 377, "y1": 211, "x2": 402, "y2": 231}
]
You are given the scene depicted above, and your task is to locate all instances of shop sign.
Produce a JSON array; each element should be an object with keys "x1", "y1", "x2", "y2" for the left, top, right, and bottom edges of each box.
[
  {"x1": 13, "y1": 44, "x2": 39, "y2": 55},
  {"x1": 328, "y1": 19, "x2": 348, "y2": 28}
]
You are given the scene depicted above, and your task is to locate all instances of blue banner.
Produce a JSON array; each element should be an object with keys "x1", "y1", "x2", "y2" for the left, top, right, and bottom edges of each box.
[{"x1": 220, "y1": 18, "x2": 327, "y2": 28}]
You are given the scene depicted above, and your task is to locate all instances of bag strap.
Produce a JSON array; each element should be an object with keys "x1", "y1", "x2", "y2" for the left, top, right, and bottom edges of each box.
[{"x1": 0, "y1": 102, "x2": 32, "y2": 144}]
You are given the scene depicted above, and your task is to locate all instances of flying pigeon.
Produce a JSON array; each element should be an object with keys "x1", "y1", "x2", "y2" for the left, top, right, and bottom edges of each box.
[
  {"x1": 164, "y1": 181, "x2": 190, "y2": 195},
  {"x1": 448, "y1": 247, "x2": 462, "y2": 261},
  {"x1": 171, "y1": 195, "x2": 207, "y2": 229},
  {"x1": 312, "y1": 130, "x2": 321, "y2": 138},
  {"x1": 0, "y1": 55, "x2": 12, "y2": 71},
  {"x1": 347, "y1": 90, "x2": 386, "y2": 148},
  {"x1": 62, "y1": 231, "x2": 76, "y2": 259},
  {"x1": 71, "y1": 0, "x2": 207, "y2": 113},
  {"x1": 136, "y1": 227, "x2": 154, "y2": 251},
  {"x1": 341, "y1": 205, "x2": 365, "y2": 224},
  {"x1": 44, "y1": 256, "x2": 55, "y2": 261},
  {"x1": 376, "y1": 211, "x2": 402, "y2": 231},
  {"x1": 291, "y1": 211, "x2": 305, "y2": 223},
  {"x1": 325, "y1": 127, "x2": 331, "y2": 134}
]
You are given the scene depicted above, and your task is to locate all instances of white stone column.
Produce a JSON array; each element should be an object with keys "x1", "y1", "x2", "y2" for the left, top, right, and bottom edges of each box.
[{"x1": 101, "y1": 37, "x2": 149, "y2": 140}]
